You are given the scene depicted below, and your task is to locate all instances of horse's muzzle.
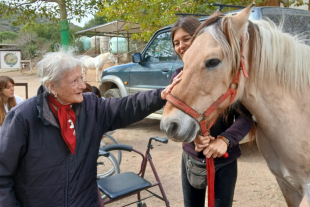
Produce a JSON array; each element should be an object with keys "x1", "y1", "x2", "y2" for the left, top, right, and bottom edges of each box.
[{"x1": 160, "y1": 113, "x2": 199, "y2": 143}]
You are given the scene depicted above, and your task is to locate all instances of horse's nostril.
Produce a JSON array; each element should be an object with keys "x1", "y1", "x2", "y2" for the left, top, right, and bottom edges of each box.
[{"x1": 167, "y1": 122, "x2": 179, "y2": 137}]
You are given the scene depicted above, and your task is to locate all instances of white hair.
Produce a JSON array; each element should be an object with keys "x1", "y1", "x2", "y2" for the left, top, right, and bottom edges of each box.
[{"x1": 37, "y1": 47, "x2": 83, "y2": 91}]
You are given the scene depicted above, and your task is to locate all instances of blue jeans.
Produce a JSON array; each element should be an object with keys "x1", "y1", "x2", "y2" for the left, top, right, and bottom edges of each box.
[{"x1": 181, "y1": 152, "x2": 237, "y2": 207}]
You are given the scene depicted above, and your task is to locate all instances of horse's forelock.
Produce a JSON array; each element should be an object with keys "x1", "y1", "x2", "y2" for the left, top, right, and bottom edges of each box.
[
  {"x1": 192, "y1": 11, "x2": 223, "y2": 43},
  {"x1": 193, "y1": 14, "x2": 242, "y2": 79},
  {"x1": 193, "y1": 14, "x2": 263, "y2": 87}
]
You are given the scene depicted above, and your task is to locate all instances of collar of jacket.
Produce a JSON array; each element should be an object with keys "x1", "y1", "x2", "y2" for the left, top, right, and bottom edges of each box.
[{"x1": 36, "y1": 85, "x2": 81, "y2": 128}]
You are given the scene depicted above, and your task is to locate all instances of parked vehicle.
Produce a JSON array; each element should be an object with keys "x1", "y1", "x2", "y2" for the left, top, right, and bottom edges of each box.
[{"x1": 99, "y1": 5, "x2": 310, "y2": 123}]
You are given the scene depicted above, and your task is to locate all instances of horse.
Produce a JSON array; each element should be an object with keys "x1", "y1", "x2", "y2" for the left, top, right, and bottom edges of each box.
[
  {"x1": 79, "y1": 52, "x2": 116, "y2": 82},
  {"x1": 160, "y1": 4, "x2": 310, "y2": 207}
]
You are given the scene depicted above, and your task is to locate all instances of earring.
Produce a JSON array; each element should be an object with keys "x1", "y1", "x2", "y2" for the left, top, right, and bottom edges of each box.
[{"x1": 54, "y1": 93, "x2": 57, "y2": 98}]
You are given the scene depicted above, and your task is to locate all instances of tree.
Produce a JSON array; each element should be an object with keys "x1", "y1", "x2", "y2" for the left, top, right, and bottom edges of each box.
[
  {"x1": 280, "y1": 0, "x2": 306, "y2": 7},
  {"x1": 1, "y1": 0, "x2": 101, "y2": 46},
  {"x1": 100, "y1": 0, "x2": 306, "y2": 41},
  {"x1": 0, "y1": 31, "x2": 19, "y2": 42},
  {"x1": 83, "y1": 14, "x2": 108, "y2": 29},
  {"x1": 99, "y1": 0, "x2": 252, "y2": 41}
]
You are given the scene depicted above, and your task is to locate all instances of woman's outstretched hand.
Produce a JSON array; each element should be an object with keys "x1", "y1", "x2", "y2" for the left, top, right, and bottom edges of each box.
[{"x1": 161, "y1": 71, "x2": 182, "y2": 100}]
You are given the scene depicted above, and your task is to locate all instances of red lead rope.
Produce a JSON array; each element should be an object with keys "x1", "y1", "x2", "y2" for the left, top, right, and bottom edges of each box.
[
  {"x1": 166, "y1": 36, "x2": 247, "y2": 207},
  {"x1": 207, "y1": 158, "x2": 216, "y2": 207}
]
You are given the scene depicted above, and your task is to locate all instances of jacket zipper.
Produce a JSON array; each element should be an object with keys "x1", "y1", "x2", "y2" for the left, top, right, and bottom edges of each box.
[{"x1": 65, "y1": 149, "x2": 69, "y2": 207}]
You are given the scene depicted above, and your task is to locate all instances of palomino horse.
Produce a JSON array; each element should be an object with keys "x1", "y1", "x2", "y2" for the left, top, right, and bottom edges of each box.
[
  {"x1": 79, "y1": 52, "x2": 116, "y2": 82},
  {"x1": 161, "y1": 4, "x2": 310, "y2": 207}
]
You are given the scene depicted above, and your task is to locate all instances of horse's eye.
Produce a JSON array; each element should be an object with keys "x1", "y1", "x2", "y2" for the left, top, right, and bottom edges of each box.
[{"x1": 205, "y1": 59, "x2": 221, "y2": 69}]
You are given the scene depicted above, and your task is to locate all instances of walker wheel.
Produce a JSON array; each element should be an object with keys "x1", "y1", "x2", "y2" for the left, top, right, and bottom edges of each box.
[{"x1": 137, "y1": 201, "x2": 147, "y2": 207}]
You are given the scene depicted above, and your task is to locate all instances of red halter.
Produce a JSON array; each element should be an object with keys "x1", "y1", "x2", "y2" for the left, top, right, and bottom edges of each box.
[{"x1": 166, "y1": 36, "x2": 247, "y2": 207}]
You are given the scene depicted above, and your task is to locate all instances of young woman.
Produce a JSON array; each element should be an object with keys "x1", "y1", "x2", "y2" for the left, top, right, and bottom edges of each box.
[
  {"x1": 170, "y1": 16, "x2": 252, "y2": 207},
  {"x1": 0, "y1": 76, "x2": 23, "y2": 131}
]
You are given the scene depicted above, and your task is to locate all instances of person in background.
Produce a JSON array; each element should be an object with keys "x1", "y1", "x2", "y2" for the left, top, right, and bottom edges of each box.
[
  {"x1": 82, "y1": 83, "x2": 112, "y2": 144},
  {"x1": 83, "y1": 82, "x2": 94, "y2": 93},
  {"x1": 0, "y1": 48, "x2": 181, "y2": 207},
  {"x1": 170, "y1": 16, "x2": 252, "y2": 207},
  {"x1": 92, "y1": 86, "x2": 102, "y2": 99},
  {"x1": 0, "y1": 76, "x2": 23, "y2": 131}
]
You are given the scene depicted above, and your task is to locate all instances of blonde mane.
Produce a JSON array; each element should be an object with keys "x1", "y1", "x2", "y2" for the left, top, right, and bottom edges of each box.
[
  {"x1": 250, "y1": 19, "x2": 310, "y2": 92},
  {"x1": 197, "y1": 14, "x2": 310, "y2": 93}
]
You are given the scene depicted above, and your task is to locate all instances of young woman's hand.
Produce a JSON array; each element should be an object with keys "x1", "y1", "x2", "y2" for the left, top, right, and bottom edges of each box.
[
  {"x1": 202, "y1": 138, "x2": 228, "y2": 158},
  {"x1": 194, "y1": 135, "x2": 215, "y2": 152},
  {"x1": 161, "y1": 71, "x2": 182, "y2": 100}
]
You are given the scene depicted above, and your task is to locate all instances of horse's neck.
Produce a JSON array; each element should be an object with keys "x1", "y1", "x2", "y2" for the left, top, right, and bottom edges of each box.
[
  {"x1": 241, "y1": 77, "x2": 310, "y2": 186},
  {"x1": 241, "y1": 80, "x2": 310, "y2": 142}
]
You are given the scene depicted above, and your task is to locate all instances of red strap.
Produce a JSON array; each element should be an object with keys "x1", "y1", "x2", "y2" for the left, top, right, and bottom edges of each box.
[
  {"x1": 166, "y1": 94, "x2": 201, "y2": 120},
  {"x1": 207, "y1": 158, "x2": 215, "y2": 207}
]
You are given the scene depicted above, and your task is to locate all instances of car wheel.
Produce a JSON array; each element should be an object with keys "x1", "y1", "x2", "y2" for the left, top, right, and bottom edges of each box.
[{"x1": 104, "y1": 88, "x2": 121, "y2": 98}]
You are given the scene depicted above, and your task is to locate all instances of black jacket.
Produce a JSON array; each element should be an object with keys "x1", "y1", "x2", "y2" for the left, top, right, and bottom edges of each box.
[{"x1": 0, "y1": 86, "x2": 165, "y2": 207}]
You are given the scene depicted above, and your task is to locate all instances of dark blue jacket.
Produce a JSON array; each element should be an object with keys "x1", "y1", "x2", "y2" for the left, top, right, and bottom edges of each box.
[{"x1": 0, "y1": 86, "x2": 165, "y2": 207}]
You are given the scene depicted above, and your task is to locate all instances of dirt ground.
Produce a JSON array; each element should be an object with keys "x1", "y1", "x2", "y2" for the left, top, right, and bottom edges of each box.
[{"x1": 1, "y1": 66, "x2": 287, "y2": 207}]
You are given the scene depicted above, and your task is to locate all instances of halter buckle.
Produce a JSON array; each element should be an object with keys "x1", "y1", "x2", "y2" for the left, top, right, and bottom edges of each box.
[
  {"x1": 196, "y1": 114, "x2": 206, "y2": 122},
  {"x1": 229, "y1": 82, "x2": 238, "y2": 90}
]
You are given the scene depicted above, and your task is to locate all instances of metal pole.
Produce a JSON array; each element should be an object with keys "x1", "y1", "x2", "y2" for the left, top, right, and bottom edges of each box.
[
  {"x1": 95, "y1": 29, "x2": 97, "y2": 56},
  {"x1": 127, "y1": 31, "x2": 129, "y2": 57},
  {"x1": 117, "y1": 21, "x2": 119, "y2": 63},
  {"x1": 78, "y1": 34, "x2": 80, "y2": 55}
]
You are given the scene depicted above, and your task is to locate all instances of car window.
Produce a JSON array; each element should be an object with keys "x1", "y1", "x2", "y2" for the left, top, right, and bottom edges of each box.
[
  {"x1": 144, "y1": 32, "x2": 174, "y2": 62},
  {"x1": 261, "y1": 8, "x2": 310, "y2": 45}
]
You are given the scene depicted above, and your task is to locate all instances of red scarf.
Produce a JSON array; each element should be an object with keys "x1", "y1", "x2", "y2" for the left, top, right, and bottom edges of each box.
[{"x1": 48, "y1": 95, "x2": 76, "y2": 154}]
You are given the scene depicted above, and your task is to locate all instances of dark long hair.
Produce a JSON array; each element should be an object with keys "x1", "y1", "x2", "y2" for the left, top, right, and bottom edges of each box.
[
  {"x1": 171, "y1": 16, "x2": 201, "y2": 47},
  {"x1": 92, "y1": 86, "x2": 102, "y2": 98},
  {"x1": 0, "y1": 76, "x2": 17, "y2": 126}
]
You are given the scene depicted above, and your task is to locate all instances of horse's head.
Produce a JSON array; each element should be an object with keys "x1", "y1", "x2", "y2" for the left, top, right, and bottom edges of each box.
[
  {"x1": 108, "y1": 53, "x2": 116, "y2": 64},
  {"x1": 161, "y1": 4, "x2": 255, "y2": 143}
]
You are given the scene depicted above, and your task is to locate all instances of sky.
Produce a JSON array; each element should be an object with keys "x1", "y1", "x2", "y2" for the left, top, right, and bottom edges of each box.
[{"x1": 71, "y1": 14, "x2": 94, "y2": 27}]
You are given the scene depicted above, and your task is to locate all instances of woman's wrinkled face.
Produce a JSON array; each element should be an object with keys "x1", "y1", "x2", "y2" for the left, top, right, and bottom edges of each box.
[
  {"x1": 173, "y1": 28, "x2": 193, "y2": 59},
  {"x1": 1, "y1": 81, "x2": 14, "y2": 99},
  {"x1": 54, "y1": 66, "x2": 86, "y2": 105}
]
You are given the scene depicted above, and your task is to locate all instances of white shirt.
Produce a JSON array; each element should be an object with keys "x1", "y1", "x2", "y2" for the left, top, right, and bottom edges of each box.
[{"x1": 1, "y1": 95, "x2": 24, "y2": 131}]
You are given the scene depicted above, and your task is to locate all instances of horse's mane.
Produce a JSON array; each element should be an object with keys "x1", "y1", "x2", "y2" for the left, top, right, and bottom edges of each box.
[{"x1": 194, "y1": 11, "x2": 310, "y2": 93}]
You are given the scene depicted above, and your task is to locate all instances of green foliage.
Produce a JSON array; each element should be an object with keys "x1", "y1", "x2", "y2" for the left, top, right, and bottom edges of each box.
[
  {"x1": 20, "y1": 23, "x2": 60, "y2": 41},
  {"x1": 1, "y1": 0, "x2": 101, "y2": 46},
  {"x1": 0, "y1": 31, "x2": 18, "y2": 42},
  {"x1": 83, "y1": 14, "x2": 108, "y2": 29},
  {"x1": 1, "y1": 0, "x2": 102, "y2": 27},
  {"x1": 100, "y1": 0, "x2": 307, "y2": 41},
  {"x1": 99, "y1": 0, "x2": 249, "y2": 41}
]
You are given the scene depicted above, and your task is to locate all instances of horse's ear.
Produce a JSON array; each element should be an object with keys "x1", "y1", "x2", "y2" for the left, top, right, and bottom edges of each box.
[{"x1": 231, "y1": 3, "x2": 255, "y2": 37}]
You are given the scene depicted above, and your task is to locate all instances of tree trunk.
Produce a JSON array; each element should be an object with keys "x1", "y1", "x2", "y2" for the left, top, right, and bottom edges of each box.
[{"x1": 58, "y1": 0, "x2": 70, "y2": 46}]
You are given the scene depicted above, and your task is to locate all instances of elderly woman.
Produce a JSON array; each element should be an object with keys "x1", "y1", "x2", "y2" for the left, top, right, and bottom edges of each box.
[{"x1": 0, "y1": 50, "x2": 181, "y2": 207}]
